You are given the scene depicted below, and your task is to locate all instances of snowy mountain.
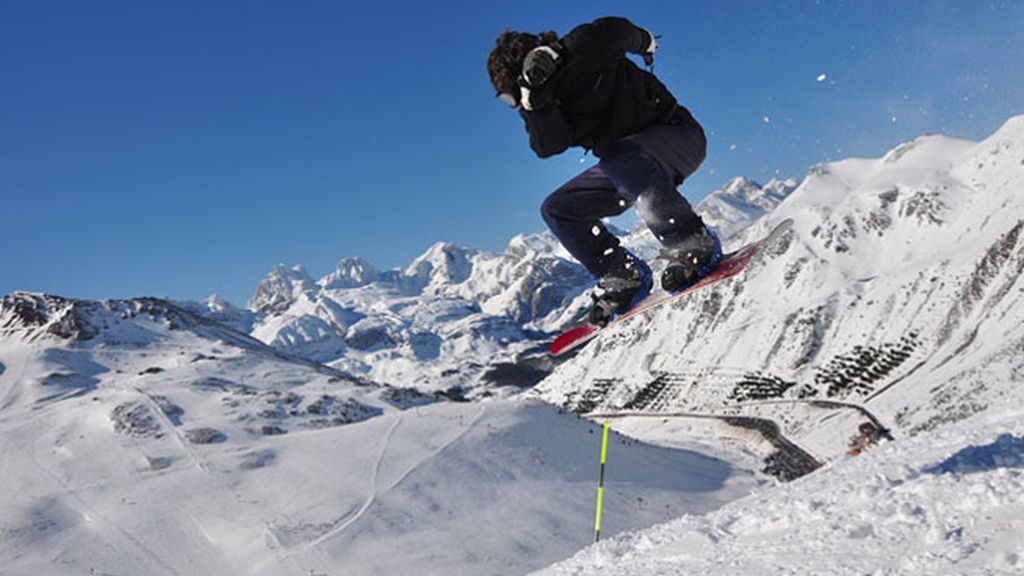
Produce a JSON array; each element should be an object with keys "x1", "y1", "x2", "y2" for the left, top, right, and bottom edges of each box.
[
  {"x1": 0, "y1": 292, "x2": 756, "y2": 575},
  {"x1": 524, "y1": 115, "x2": 1024, "y2": 573},
  {"x1": 3, "y1": 116, "x2": 1024, "y2": 574},
  {"x1": 249, "y1": 264, "x2": 318, "y2": 315},
  {"x1": 700, "y1": 176, "x2": 799, "y2": 239},
  {"x1": 534, "y1": 114, "x2": 1024, "y2": 470},
  {"x1": 239, "y1": 179, "x2": 790, "y2": 398},
  {"x1": 320, "y1": 257, "x2": 380, "y2": 290},
  {"x1": 245, "y1": 235, "x2": 593, "y2": 396}
]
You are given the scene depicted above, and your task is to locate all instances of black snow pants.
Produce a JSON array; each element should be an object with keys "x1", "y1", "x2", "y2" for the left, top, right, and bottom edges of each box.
[{"x1": 540, "y1": 106, "x2": 707, "y2": 278}]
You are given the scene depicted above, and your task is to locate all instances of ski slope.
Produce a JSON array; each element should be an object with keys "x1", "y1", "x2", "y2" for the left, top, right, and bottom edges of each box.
[
  {"x1": 536, "y1": 407, "x2": 1024, "y2": 575},
  {"x1": 0, "y1": 313, "x2": 757, "y2": 575}
]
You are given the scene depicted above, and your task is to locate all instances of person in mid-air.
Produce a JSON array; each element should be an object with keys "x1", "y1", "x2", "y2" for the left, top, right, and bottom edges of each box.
[{"x1": 487, "y1": 16, "x2": 722, "y2": 326}]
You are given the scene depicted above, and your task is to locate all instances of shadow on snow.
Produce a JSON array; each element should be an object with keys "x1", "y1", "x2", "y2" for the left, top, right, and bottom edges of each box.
[{"x1": 924, "y1": 433, "x2": 1024, "y2": 475}]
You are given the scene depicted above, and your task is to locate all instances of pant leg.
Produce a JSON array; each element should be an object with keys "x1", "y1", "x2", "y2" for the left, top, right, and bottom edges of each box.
[
  {"x1": 541, "y1": 112, "x2": 708, "y2": 277},
  {"x1": 629, "y1": 107, "x2": 708, "y2": 188},
  {"x1": 599, "y1": 120, "x2": 706, "y2": 247},
  {"x1": 540, "y1": 165, "x2": 630, "y2": 278}
]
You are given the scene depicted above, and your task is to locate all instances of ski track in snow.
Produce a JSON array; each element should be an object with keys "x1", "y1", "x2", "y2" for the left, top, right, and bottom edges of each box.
[
  {"x1": 304, "y1": 404, "x2": 487, "y2": 550},
  {"x1": 135, "y1": 386, "x2": 213, "y2": 474},
  {"x1": 303, "y1": 412, "x2": 405, "y2": 548}
]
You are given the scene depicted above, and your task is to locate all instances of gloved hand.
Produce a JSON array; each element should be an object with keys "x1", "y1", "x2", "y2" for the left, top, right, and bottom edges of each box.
[
  {"x1": 519, "y1": 46, "x2": 560, "y2": 111},
  {"x1": 519, "y1": 83, "x2": 553, "y2": 111},
  {"x1": 642, "y1": 28, "x2": 658, "y2": 68},
  {"x1": 521, "y1": 45, "x2": 560, "y2": 88}
]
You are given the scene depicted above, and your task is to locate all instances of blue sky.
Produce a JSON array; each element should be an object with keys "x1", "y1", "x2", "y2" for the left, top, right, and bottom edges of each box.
[{"x1": 2, "y1": 1, "x2": 1022, "y2": 306}]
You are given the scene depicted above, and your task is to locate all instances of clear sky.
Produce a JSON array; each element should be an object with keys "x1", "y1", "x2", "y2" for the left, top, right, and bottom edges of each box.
[{"x1": 2, "y1": 1, "x2": 1022, "y2": 306}]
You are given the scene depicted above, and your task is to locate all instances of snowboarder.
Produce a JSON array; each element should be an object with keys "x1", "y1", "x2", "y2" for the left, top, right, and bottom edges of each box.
[{"x1": 487, "y1": 16, "x2": 722, "y2": 326}]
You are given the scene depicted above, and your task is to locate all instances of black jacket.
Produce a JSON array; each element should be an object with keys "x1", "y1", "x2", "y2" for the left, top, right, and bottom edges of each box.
[{"x1": 520, "y1": 17, "x2": 679, "y2": 158}]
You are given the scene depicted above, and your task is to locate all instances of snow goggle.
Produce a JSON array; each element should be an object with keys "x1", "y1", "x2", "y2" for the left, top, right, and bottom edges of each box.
[{"x1": 496, "y1": 92, "x2": 518, "y2": 108}]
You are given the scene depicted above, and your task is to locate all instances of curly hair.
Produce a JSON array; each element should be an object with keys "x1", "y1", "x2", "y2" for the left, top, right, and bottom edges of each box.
[{"x1": 487, "y1": 29, "x2": 558, "y2": 97}]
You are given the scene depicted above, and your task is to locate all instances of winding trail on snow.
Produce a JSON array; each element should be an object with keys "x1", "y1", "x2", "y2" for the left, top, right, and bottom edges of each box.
[
  {"x1": 267, "y1": 403, "x2": 489, "y2": 569},
  {"x1": 313, "y1": 404, "x2": 489, "y2": 547},
  {"x1": 590, "y1": 409, "x2": 822, "y2": 479}
]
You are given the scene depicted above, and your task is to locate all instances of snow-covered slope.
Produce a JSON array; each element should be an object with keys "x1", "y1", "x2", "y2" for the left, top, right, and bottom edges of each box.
[
  {"x1": 0, "y1": 292, "x2": 758, "y2": 575},
  {"x1": 535, "y1": 115, "x2": 1024, "y2": 470},
  {"x1": 537, "y1": 407, "x2": 1024, "y2": 575},
  {"x1": 525, "y1": 114, "x2": 1024, "y2": 574}
]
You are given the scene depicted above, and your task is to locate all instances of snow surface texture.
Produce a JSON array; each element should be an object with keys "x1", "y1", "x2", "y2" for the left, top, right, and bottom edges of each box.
[
  {"x1": 536, "y1": 408, "x2": 1024, "y2": 575},
  {"x1": 0, "y1": 295, "x2": 756, "y2": 575}
]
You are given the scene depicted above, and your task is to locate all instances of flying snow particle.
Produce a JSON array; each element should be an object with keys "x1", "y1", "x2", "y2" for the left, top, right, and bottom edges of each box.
[
  {"x1": 729, "y1": 144, "x2": 738, "y2": 151},
  {"x1": 763, "y1": 116, "x2": 771, "y2": 124},
  {"x1": 603, "y1": 247, "x2": 615, "y2": 256},
  {"x1": 816, "y1": 74, "x2": 827, "y2": 82},
  {"x1": 591, "y1": 225, "x2": 602, "y2": 237},
  {"x1": 619, "y1": 199, "x2": 627, "y2": 207}
]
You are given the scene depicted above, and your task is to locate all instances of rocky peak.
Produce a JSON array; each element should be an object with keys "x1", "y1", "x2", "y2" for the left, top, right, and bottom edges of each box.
[
  {"x1": 403, "y1": 242, "x2": 476, "y2": 294},
  {"x1": 249, "y1": 264, "x2": 317, "y2": 315},
  {"x1": 321, "y1": 257, "x2": 380, "y2": 290},
  {"x1": 0, "y1": 292, "x2": 99, "y2": 342},
  {"x1": 699, "y1": 176, "x2": 799, "y2": 239}
]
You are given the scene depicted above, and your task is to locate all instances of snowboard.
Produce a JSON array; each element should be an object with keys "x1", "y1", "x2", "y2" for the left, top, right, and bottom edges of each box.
[{"x1": 550, "y1": 218, "x2": 794, "y2": 357}]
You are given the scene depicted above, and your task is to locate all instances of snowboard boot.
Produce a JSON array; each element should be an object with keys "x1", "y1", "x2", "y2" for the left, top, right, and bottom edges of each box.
[
  {"x1": 588, "y1": 250, "x2": 653, "y2": 326},
  {"x1": 660, "y1": 227, "x2": 724, "y2": 293}
]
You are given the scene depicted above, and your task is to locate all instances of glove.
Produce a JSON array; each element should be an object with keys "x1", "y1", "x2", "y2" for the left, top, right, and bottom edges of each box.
[
  {"x1": 642, "y1": 28, "x2": 658, "y2": 67},
  {"x1": 519, "y1": 83, "x2": 553, "y2": 111},
  {"x1": 520, "y1": 45, "x2": 560, "y2": 111},
  {"x1": 521, "y1": 46, "x2": 560, "y2": 88},
  {"x1": 643, "y1": 28, "x2": 659, "y2": 67},
  {"x1": 643, "y1": 29, "x2": 658, "y2": 54}
]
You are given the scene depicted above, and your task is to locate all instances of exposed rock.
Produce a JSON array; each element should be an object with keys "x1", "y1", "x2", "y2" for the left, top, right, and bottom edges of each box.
[
  {"x1": 185, "y1": 427, "x2": 227, "y2": 444},
  {"x1": 111, "y1": 401, "x2": 164, "y2": 438}
]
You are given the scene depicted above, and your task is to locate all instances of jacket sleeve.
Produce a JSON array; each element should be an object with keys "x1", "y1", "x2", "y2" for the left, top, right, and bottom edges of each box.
[
  {"x1": 521, "y1": 106, "x2": 573, "y2": 158},
  {"x1": 587, "y1": 17, "x2": 654, "y2": 58}
]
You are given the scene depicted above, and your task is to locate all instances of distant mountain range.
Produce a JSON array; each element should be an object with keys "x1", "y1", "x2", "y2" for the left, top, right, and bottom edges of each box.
[{"x1": 227, "y1": 174, "x2": 797, "y2": 395}]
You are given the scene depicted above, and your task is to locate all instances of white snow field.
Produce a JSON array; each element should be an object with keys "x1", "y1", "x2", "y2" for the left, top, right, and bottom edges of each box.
[
  {"x1": 536, "y1": 408, "x2": 1024, "y2": 576},
  {"x1": 0, "y1": 302, "x2": 755, "y2": 576}
]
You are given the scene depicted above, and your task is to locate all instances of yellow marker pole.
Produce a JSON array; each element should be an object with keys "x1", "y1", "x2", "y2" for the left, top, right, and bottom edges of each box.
[{"x1": 594, "y1": 420, "x2": 610, "y2": 542}]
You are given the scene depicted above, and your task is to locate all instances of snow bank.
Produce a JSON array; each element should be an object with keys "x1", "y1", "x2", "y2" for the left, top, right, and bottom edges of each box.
[{"x1": 536, "y1": 408, "x2": 1024, "y2": 575}]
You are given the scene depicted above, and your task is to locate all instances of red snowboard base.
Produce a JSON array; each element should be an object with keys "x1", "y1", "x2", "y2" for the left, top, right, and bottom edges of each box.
[{"x1": 549, "y1": 219, "x2": 793, "y2": 357}]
